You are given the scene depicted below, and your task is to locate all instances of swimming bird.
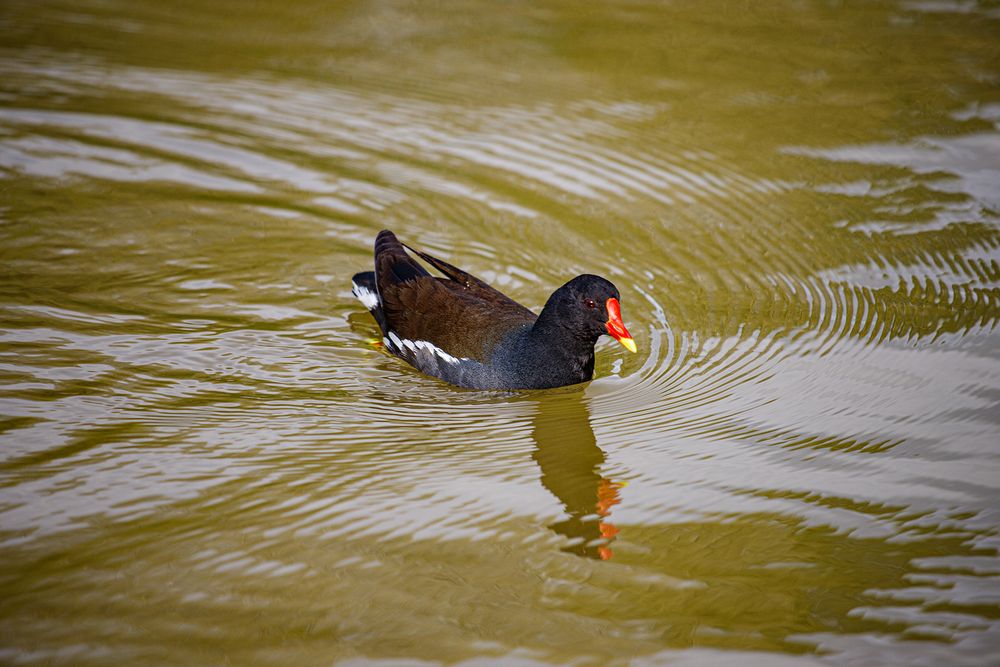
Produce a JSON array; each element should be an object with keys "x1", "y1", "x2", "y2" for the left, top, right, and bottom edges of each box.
[{"x1": 352, "y1": 230, "x2": 635, "y2": 390}]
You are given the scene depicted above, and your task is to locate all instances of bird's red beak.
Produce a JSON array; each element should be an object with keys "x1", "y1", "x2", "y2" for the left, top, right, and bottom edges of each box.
[{"x1": 605, "y1": 298, "x2": 636, "y2": 353}]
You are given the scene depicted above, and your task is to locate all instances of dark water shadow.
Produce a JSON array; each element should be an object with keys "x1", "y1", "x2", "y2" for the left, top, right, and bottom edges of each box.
[{"x1": 525, "y1": 389, "x2": 623, "y2": 560}]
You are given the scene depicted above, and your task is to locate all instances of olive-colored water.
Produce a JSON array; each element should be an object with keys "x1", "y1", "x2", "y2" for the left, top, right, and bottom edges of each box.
[{"x1": 2, "y1": 1, "x2": 999, "y2": 665}]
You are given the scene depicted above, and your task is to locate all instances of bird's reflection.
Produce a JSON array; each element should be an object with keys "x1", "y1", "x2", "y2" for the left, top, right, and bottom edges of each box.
[{"x1": 527, "y1": 389, "x2": 623, "y2": 560}]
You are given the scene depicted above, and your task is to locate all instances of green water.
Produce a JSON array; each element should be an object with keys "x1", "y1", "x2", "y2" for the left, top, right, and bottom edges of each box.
[{"x1": 1, "y1": 1, "x2": 999, "y2": 665}]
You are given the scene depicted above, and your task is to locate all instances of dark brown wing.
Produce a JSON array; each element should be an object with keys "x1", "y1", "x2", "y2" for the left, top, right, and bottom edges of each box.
[
  {"x1": 403, "y1": 242, "x2": 535, "y2": 314},
  {"x1": 374, "y1": 231, "x2": 536, "y2": 361}
]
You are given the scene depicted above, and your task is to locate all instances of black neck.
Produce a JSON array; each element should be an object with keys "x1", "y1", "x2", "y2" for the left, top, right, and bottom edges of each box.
[
  {"x1": 532, "y1": 309, "x2": 600, "y2": 351},
  {"x1": 522, "y1": 307, "x2": 598, "y2": 388}
]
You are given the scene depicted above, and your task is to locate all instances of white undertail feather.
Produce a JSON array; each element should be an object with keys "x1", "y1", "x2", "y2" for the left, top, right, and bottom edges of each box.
[{"x1": 351, "y1": 281, "x2": 380, "y2": 310}]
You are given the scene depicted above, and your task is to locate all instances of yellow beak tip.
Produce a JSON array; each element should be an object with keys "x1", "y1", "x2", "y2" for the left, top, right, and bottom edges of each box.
[{"x1": 619, "y1": 337, "x2": 637, "y2": 354}]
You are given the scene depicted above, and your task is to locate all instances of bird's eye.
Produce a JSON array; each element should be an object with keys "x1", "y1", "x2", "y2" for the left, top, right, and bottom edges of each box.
[{"x1": 584, "y1": 299, "x2": 597, "y2": 309}]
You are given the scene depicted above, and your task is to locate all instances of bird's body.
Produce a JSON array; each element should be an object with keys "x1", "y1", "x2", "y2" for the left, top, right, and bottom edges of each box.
[{"x1": 352, "y1": 230, "x2": 634, "y2": 390}]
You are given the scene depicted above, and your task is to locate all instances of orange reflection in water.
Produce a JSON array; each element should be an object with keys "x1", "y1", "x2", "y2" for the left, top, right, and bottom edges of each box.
[{"x1": 530, "y1": 392, "x2": 623, "y2": 560}]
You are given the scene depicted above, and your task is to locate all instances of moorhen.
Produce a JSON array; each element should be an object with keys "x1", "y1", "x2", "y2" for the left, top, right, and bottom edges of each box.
[{"x1": 351, "y1": 230, "x2": 636, "y2": 390}]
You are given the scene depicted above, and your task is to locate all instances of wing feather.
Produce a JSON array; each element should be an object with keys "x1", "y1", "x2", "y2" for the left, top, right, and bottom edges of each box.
[{"x1": 374, "y1": 231, "x2": 535, "y2": 361}]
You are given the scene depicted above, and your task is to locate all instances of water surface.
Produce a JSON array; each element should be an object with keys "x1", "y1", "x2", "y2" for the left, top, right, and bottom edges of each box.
[{"x1": 1, "y1": 1, "x2": 999, "y2": 665}]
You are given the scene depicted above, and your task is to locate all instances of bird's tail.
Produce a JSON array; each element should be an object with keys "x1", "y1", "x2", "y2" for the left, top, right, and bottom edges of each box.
[{"x1": 351, "y1": 270, "x2": 387, "y2": 333}]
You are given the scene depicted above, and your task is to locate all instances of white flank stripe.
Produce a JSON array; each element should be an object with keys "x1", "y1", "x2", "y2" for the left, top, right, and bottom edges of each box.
[{"x1": 386, "y1": 330, "x2": 465, "y2": 365}]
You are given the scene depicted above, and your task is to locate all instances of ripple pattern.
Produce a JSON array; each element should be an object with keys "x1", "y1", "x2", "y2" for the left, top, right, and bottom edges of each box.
[{"x1": 2, "y1": 11, "x2": 1000, "y2": 665}]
